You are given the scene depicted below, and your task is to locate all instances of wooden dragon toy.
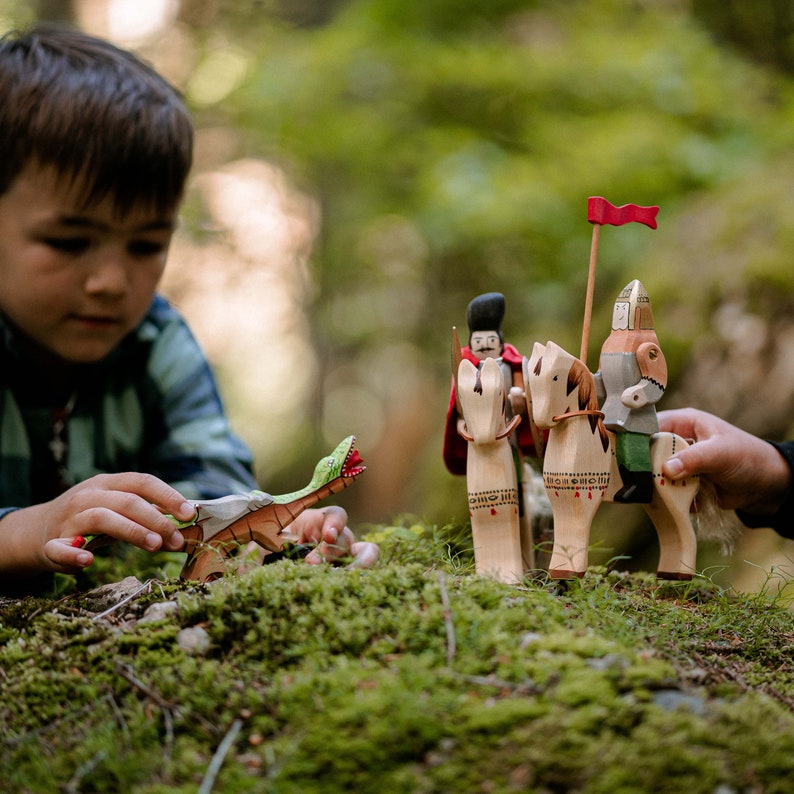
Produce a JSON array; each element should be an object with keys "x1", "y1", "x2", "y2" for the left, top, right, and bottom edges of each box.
[{"x1": 80, "y1": 435, "x2": 365, "y2": 582}]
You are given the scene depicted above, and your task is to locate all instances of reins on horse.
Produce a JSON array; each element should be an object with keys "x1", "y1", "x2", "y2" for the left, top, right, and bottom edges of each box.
[{"x1": 552, "y1": 409, "x2": 604, "y2": 423}]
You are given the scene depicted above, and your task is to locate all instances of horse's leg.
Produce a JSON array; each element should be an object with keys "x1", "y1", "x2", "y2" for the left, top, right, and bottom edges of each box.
[
  {"x1": 546, "y1": 508, "x2": 597, "y2": 578},
  {"x1": 467, "y1": 444, "x2": 525, "y2": 584},
  {"x1": 645, "y1": 433, "x2": 699, "y2": 580},
  {"x1": 544, "y1": 423, "x2": 609, "y2": 579}
]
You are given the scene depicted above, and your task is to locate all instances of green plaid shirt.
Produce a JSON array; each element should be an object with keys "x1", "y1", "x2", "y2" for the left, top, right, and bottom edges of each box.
[{"x1": 0, "y1": 295, "x2": 256, "y2": 519}]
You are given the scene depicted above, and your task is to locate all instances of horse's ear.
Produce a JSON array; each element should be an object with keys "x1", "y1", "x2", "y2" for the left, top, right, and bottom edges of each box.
[
  {"x1": 546, "y1": 340, "x2": 564, "y2": 356},
  {"x1": 457, "y1": 358, "x2": 477, "y2": 379},
  {"x1": 528, "y1": 342, "x2": 545, "y2": 376}
]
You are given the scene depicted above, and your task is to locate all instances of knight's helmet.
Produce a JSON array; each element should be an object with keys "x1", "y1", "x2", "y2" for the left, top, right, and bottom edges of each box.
[
  {"x1": 611, "y1": 279, "x2": 655, "y2": 331},
  {"x1": 467, "y1": 292, "x2": 506, "y2": 343}
]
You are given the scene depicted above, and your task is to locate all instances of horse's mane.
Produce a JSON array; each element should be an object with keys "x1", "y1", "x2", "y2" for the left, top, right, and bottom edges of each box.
[{"x1": 566, "y1": 358, "x2": 610, "y2": 453}]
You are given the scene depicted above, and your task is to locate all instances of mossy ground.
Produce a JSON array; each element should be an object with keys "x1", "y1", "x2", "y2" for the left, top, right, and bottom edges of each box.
[{"x1": 2, "y1": 522, "x2": 794, "y2": 793}]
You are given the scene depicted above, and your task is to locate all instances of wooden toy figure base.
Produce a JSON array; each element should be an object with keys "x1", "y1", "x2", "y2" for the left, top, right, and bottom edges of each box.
[{"x1": 526, "y1": 342, "x2": 698, "y2": 581}]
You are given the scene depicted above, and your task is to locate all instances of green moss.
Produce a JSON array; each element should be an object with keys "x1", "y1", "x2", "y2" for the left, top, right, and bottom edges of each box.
[{"x1": 2, "y1": 531, "x2": 794, "y2": 792}]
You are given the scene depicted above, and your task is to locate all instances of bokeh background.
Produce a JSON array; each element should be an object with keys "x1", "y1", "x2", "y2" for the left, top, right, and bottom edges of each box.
[{"x1": 4, "y1": 0, "x2": 794, "y2": 592}]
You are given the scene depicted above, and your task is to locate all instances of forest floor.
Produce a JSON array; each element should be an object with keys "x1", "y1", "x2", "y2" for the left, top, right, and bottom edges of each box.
[{"x1": 2, "y1": 522, "x2": 794, "y2": 793}]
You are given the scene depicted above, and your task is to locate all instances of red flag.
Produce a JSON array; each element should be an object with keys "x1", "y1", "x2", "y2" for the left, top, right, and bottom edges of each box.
[{"x1": 587, "y1": 196, "x2": 659, "y2": 229}]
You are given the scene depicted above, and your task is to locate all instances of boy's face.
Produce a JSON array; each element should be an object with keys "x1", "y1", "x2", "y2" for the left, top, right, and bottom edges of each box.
[{"x1": 0, "y1": 165, "x2": 175, "y2": 363}]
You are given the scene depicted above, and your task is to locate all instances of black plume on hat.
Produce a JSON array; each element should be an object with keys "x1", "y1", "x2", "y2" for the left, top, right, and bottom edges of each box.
[{"x1": 466, "y1": 292, "x2": 505, "y2": 339}]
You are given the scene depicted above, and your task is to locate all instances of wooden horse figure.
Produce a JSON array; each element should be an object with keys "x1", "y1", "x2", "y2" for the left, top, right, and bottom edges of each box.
[
  {"x1": 456, "y1": 356, "x2": 532, "y2": 582},
  {"x1": 525, "y1": 341, "x2": 699, "y2": 580}
]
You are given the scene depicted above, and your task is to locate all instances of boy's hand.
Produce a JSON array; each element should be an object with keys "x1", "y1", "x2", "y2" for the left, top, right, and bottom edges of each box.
[
  {"x1": 287, "y1": 507, "x2": 380, "y2": 569},
  {"x1": 658, "y1": 408, "x2": 791, "y2": 516},
  {"x1": 20, "y1": 473, "x2": 195, "y2": 573}
]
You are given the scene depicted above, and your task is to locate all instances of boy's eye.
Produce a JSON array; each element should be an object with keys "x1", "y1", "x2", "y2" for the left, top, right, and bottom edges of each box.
[
  {"x1": 128, "y1": 239, "x2": 167, "y2": 257},
  {"x1": 44, "y1": 237, "x2": 90, "y2": 254}
]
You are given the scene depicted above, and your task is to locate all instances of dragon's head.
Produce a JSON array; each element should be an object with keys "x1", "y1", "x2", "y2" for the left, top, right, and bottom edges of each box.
[{"x1": 316, "y1": 435, "x2": 366, "y2": 482}]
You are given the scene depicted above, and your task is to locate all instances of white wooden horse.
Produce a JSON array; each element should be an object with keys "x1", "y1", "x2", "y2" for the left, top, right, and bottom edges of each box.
[
  {"x1": 524, "y1": 341, "x2": 699, "y2": 580},
  {"x1": 456, "y1": 357, "x2": 532, "y2": 582}
]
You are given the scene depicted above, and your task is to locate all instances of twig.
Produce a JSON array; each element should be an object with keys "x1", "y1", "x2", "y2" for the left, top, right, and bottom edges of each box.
[
  {"x1": 162, "y1": 704, "x2": 175, "y2": 761},
  {"x1": 451, "y1": 672, "x2": 543, "y2": 696},
  {"x1": 63, "y1": 749, "x2": 107, "y2": 794},
  {"x1": 692, "y1": 651, "x2": 794, "y2": 712},
  {"x1": 437, "y1": 570, "x2": 456, "y2": 666},
  {"x1": 2, "y1": 699, "x2": 100, "y2": 749},
  {"x1": 107, "y1": 691, "x2": 130, "y2": 742},
  {"x1": 115, "y1": 661, "x2": 217, "y2": 736},
  {"x1": 116, "y1": 661, "x2": 176, "y2": 714},
  {"x1": 198, "y1": 719, "x2": 243, "y2": 794},
  {"x1": 116, "y1": 661, "x2": 178, "y2": 761}
]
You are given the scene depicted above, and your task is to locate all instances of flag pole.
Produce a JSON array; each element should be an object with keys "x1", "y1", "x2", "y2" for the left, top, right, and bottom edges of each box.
[{"x1": 580, "y1": 222, "x2": 601, "y2": 366}]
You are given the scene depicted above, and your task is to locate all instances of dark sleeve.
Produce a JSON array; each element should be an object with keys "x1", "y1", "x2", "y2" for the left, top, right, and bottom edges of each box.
[{"x1": 736, "y1": 441, "x2": 794, "y2": 538}]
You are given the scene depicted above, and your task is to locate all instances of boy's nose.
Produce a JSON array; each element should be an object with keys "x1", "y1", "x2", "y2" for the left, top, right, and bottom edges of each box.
[{"x1": 84, "y1": 254, "x2": 129, "y2": 296}]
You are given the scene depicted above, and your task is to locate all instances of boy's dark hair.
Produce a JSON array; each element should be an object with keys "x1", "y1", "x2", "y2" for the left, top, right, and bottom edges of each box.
[{"x1": 0, "y1": 24, "x2": 193, "y2": 214}]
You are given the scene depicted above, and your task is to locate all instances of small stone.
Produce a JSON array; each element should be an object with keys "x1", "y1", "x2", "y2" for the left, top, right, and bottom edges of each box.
[
  {"x1": 652, "y1": 688, "x2": 707, "y2": 715},
  {"x1": 81, "y1": 576, "x2": 144, "y2": 613},
  {"x1": 177, "y1": 625, "x2": 211, "y2": 655},
  {"x1": 519, "y1": 632, "x2": 542, "y2": 649},
  {"x1": 139, "y1": 601, "x2": 179, "y2": 624},
  {"x1": 586, "y1": 653, "x2": 628, "y2": 672}
]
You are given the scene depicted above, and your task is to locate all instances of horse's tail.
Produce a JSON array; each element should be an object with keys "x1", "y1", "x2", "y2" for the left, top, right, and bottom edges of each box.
[{"x1": 691, "y1": 478, "x2": 742, "y2": 554}]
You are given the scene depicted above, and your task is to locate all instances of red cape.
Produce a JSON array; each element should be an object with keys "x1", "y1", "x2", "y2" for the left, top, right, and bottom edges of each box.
[{"x1": 443, "y1": 343, "x2": 540, "y2": 475}]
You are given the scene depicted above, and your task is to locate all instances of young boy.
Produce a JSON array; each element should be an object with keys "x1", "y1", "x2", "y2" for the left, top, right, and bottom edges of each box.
[{"x1": 0, "y1": 24, "x2": 376, "y2": 593}]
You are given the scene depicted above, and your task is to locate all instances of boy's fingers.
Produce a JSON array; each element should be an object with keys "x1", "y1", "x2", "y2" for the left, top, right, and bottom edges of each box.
[
  {"x1": 71, "y1": 497, "x2": 184, "y2": 551},
  {"x1": 305, "y1": 527, "x2": 358, "y2": 565},
  {"x1": 320, "y1": 506, "x2": 348, "y2": 544},
  {"x1": 44, "y1": 538, "x2": 93, "y2": 571},
  {"x1": 347, "y1": 542, "x2": 380, "y2": 569},
  {"x1": 105, "y1": 472, "x2": 195, "y2": 522},
  {"x1": 662, "y1": 446, "x2": 702, "y2": 480}
]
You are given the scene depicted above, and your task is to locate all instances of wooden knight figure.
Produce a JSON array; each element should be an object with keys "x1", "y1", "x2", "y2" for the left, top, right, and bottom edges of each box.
[{"x1": 594, "y1": 279, "x2": 668, "y2": 503}]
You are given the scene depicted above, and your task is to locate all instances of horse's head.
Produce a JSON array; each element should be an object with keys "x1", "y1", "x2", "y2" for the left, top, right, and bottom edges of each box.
[
  {"x1": 525, "y1": 341, "x2": 597, "y2": 429},
  {"x1": 456, "y1": 357, "x2": 508, "y2": 444}
]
